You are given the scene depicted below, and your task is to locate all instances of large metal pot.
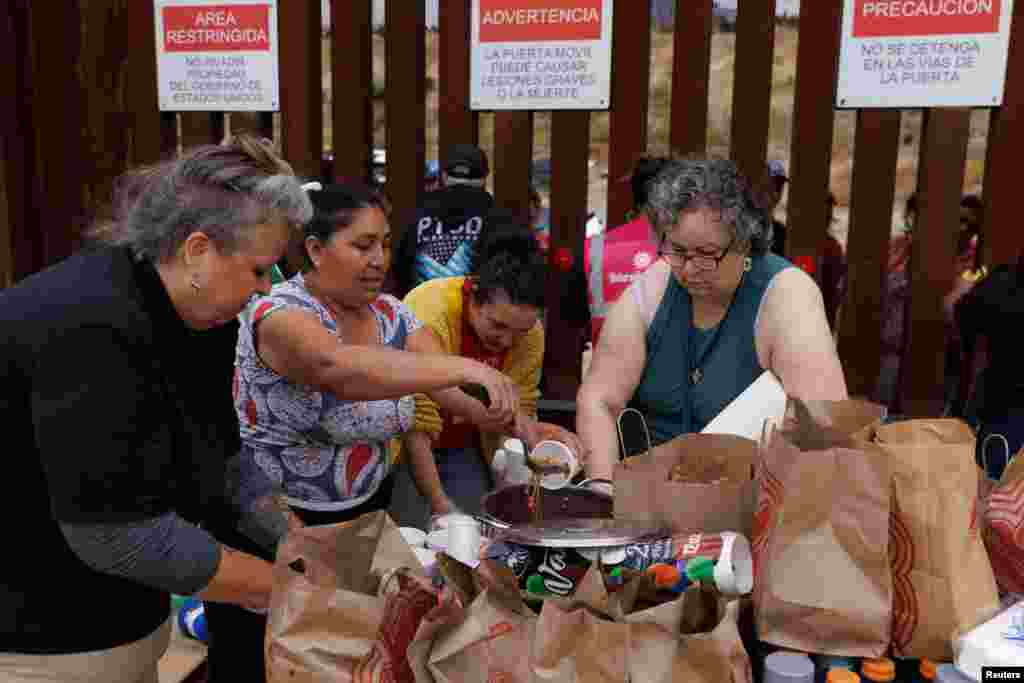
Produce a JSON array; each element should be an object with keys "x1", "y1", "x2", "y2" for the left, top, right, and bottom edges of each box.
[{"x1": 476, "y1": 481, "x2": 614, "y2": 539}]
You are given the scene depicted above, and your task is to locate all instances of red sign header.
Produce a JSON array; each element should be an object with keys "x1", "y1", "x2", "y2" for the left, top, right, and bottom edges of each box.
[
  {"x1": 163, "y1": 5, "x2": 270, "y2": 52},
  {"x1": 853, "y1": 0, "x2": 1000, "y2": 37},
  {"x1": 479, "y1": 0, "x2": 603, "y2": 42}
]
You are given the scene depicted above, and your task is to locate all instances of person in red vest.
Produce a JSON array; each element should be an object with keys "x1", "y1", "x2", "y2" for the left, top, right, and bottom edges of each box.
[{"x1": 563, "y1": 157, "x2": 669, "y2": 345}]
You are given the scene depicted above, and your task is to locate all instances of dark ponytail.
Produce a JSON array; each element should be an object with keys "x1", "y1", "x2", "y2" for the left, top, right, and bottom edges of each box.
[{"x1": 471, "y1": 209, "x2": 547, "y2": 309}]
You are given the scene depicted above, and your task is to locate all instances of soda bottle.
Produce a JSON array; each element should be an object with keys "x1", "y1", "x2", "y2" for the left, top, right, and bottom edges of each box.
[
  {"x1": 816, "y1": 655, "x2": 858, "y2": 683},
  {"x1": 176, "y1": 597, "x2": 208, "y2": 643}
]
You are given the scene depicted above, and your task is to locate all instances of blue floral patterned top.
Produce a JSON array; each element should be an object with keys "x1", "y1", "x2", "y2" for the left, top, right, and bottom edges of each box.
[{"x1": 234, "y1": 274, "x2": 420, "y2": 512}]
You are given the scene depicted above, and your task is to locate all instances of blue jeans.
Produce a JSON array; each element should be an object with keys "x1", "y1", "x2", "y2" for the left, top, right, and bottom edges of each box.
[
  {"x1": 436, "y1": 447, "x2": 493, "y2": 517},
  {"x1": 388, "y1": 446, "x2": 493, "y2": 530}
]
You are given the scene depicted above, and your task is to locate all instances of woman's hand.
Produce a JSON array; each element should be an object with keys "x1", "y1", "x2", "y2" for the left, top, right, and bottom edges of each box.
[
  {"x1": 459, "y1": 360, "x2": 519, "y2": 427},
  {"x1": 515, "y1": 415, "x2": 587, "y2": 462}
]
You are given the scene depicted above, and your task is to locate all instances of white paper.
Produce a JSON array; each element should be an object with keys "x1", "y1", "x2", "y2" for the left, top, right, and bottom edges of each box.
[
  {"x1": 956, "y1": 600, "x2": 1024, "y2": 680},
  {"x1": 700, "y1": 371, "x2": 787, "y2": 441}
]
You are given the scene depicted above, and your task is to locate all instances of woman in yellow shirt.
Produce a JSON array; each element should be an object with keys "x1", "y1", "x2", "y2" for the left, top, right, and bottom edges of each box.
[{"x1": 393, "y1": 220, "x2": 583, "y2": 524}]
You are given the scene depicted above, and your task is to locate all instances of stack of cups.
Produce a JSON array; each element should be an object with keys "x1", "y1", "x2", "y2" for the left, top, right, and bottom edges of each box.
[
  {"x1": 764, "y1": 652, "x2": 815, "y2": 683},
  {"x1": 398, "y1": 526, "x2": 439, "y2": 574},
  {"x1": 528, "y1": 440, "x2": 580, "y2": 490},
  {"x1": 427, "y1": 513, "x2": 482, "y2": 569}
]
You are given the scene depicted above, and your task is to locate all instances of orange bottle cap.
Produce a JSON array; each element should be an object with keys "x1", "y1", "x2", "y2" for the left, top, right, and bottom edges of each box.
[
  {"x1": 827, "y1": 669, "x2": 861, "y2": 683},
  {"x1": 861, "y1": 658, "x2": 895, "y2": 682},
  {"x1": 920, "y1": 659, "x2": 937, "y2": 680}
]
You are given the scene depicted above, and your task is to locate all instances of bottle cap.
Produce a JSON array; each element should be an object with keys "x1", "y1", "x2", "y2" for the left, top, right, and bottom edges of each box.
[
  {"x1": 526, "y1": 574, "x2": 548, "y2": 595},
  {"x1": 861, "y1": 658, "x2": 895, "y2": 682},
  {"x1": 827, "y1": 669, "x2": 860, "y2": 683},
  {"x1": 646, "y1": 563, "x2": 682, "y2": 589},
  {"x1": 685, "y1": 556, "x2": 716, "y2": 583}
]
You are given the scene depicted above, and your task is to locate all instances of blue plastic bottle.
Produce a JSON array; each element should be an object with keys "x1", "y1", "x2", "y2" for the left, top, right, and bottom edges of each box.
[{"x1": 176, "y1": 598, "x2": 209, "y2": 643}]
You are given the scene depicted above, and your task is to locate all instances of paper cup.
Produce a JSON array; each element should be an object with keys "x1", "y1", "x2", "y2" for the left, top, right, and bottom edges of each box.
[
  {"x1": 399, "y1": 526, "x2": 427, "y2": 548},
  {"x1": 528, "y1": 440, "x2": 579, "y2": 490},
  {"x1": 444, "y1": 515, "x2": 482, "y2": 568}
]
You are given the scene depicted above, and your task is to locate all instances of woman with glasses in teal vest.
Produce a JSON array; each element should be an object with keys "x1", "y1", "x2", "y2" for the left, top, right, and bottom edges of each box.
[{"x1": 576, "y1": 158, "x2": 848, "y2": 481}]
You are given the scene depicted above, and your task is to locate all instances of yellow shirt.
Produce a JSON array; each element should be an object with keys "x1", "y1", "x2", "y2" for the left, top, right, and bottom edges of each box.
[{"x1": 402, "y1": 276, "x2": 544, "y2": 460}]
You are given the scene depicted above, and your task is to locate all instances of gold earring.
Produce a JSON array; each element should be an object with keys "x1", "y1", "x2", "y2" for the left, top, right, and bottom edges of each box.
[
  {"x1": 190, "y1": 274, "x2": 202, "y2": 291},
  {"x1": 743, "y1": 257, "x2": 753, "y2": 272}
]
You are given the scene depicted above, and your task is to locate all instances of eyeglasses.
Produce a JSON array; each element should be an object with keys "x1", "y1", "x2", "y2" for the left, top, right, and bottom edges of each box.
[{"x1": 658, "y1": 236, "x2": 735, "y2": 271}]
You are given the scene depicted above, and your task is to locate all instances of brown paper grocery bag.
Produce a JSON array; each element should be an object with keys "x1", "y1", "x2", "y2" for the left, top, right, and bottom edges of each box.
[
  {"x1": 427, "y1": 586, "x2": 564, "y2": 683},
  {"x1": 625, "y1": 587, "x2": 753, "y2": 683},
  {"x1": 786, "y1": 398, "x2": 886, "y2": 442},
  {"x1": 984, "y1": 452, "x2": 1024, "y2": 596},
  {"x1": 533, "y1": 566, "x2": 751, "y2": 683},
  {"x1": 875, "y1": 419, "x2": 1000, "y2": 660},
  {"x1": 754, "y1": 402, "x2": 892, "y2": 657},
  {"x1": 265, "y1": 511, "x2": 446, "y2": 683},
  {"x1": 614, "y1": 433, "x2": 757, "y2": 538}
]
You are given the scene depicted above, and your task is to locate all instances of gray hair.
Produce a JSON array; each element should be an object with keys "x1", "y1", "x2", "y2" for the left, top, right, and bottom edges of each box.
[
  {"x1": 93, "y1": 134, "x2": 313, "y2": 263},
  {"x1": 644, "y1": 158, "x2": 773, "y2": 255}
]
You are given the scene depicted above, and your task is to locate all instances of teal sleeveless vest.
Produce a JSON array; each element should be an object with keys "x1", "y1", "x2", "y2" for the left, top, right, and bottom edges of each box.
[{"x1": 627, "y1": 253, "x2": 791, "y2": 447}]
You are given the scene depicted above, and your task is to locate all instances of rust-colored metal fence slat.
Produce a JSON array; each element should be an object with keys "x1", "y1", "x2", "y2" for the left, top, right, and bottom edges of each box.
[
  {"x1": 331, "y1": 0, "x2": 373, "y2": 184},
  {"x1": 279, "y1": 0, "x2": 323, "y2": 179},
  {"x1": 1, "y1": 1, "x2": 31, "y2": 285},
  {"x1": 899, "y1": 108, "x2": 971, "y2": 418},
  {"x1": 439, "y1": 0, "x2": 478, "y2": 163},
  {"x1": 786, "y1": 0, "x2": 842, "y2": 262},
  {"x1": 543, "y1": 110, "x2": 590, "y2": 401},
  {"x1": 837, "y1": 110, "x2": 901, "y2": 399},
  {"x1": 729, "y1": 0, "x2": 774, "y2": 183},
  {"x1": 605, "y1": 0, "x2": 651, "y2": 229},
  {"x1": 386, "y1": 0, "x2": 426, "y2": 225},
  {"x1": 31, "y1": 1, "x2": 86, "y2": 267},
  {"x1": 179, "y1": 113, "x2": 226, "y2": 148},
  {"x1": 493, "y1": 112, "x2": 534, "y2": 225},
  {"x1": 669, "y1": 0, "x2": 712, "y2": 157},
  {"x1": 126, "y1": 0, "x2": 175, "y2": 165},
  {"x1": 982, "y1": 0, "x2": 1024, "y2": 267}
]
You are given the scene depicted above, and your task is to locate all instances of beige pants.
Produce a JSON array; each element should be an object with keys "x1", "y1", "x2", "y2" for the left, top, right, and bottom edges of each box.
[{"x1": 0, "y1": 618, "x2": 171, "y2": 683}]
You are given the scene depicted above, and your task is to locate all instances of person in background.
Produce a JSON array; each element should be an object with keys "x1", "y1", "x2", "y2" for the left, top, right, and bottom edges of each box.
[
  {"x1": 577, "y1": 158, "x2": 847, "y2": 481},
  {"x1": 960, "y1": 193, "x2": 983, "y2": 233},
  {"x1": 956, "y1": 255, "x2": 1024, "y2": 479},
  {"x1": 818, "y1": 193, "x2": 847, "y2": 332},
  {"x1": 874, "y1": 194, "x2": 916, "y2": 412},
  {"x1": 206, "y1": 183, "x2": 520, "y2": 682},
  {"x1": 561, "y1": 156, "x2": 669, "y2": 345},
  {"x1": 530, "y1": 185, "x2": 550, "y2": 252},
  {"x1": 943, "y1": 217, "x2": 985, "y2": 415},
  {"x1": 388, "y1": 143, "x2": 496, "y2": 298},
  {"x1": 393, "y1": 218, "x2": 585, "y2": 526},
  {"x1": 0, "y1": 135, "x2": 312, "y2": 683},
  {"x1": 763, "y1": 159, "x2": 789, "y2": 257},
  {"x1": 424, "y1": 159, "x2": 443, "y2": 193}
]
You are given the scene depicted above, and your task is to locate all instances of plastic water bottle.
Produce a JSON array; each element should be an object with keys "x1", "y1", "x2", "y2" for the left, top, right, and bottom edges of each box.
[
  {"x1": 815, "y1": 655, "x2": 858, "y2": 683},
  {"x1": 177, "y1": 598, "x2": 208, "y2": 643}
]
